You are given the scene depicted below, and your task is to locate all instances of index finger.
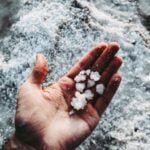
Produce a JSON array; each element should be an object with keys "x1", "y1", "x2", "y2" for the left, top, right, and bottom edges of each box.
[{"x1": 66, "y1": 43, "x2": 108, "y2": 78}]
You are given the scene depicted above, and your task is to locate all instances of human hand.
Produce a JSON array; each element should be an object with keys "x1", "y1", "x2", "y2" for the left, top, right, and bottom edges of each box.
[{"x1": 12, "y1": 43, "x2": 122, "y2": 150}]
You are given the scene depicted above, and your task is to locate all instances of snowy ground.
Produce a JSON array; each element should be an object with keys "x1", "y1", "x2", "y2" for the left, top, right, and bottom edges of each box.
[{"x1": 0, "y1": 0, "x2": 150, "y2": 149}]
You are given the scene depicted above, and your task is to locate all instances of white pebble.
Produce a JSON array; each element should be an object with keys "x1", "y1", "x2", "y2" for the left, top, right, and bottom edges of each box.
[
  {"x1": 76, "y1": 83, "x2": 85, "y2": 92},
  {"x1": 96, "y1": 84, "x2": 105, "y2": 95},
  {"x1": 87, "y1": 79, "x2": 95, "y2": 88},
  {"x1": 90, "y1": 71, "x2": 101, "y2": 81},
  {"x1": 71, "y1": 96, "x2": 87, "y2": 110},
  {"x1": 74, "y1": 74, "x2": 86, "y2": 82},
  {"x1": 84, "y1": 90, "x2": 94, "y2": 100},
  {"x1": 85, "y1": 69, "x2": 91, "y2": 75}
]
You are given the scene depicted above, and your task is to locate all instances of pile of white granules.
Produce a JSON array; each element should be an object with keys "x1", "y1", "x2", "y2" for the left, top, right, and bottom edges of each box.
[{"x1": 71, "y1": 69, "x2": 105, "y2": 110}]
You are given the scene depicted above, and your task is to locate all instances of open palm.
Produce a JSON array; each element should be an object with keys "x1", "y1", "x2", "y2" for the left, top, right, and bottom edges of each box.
[{"x1": 15, "y1": 43, "x2": 122, "y2": 150}]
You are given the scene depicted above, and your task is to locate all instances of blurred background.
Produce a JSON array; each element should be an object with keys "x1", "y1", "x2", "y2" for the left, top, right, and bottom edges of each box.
[{"x1": 0, "y1": 0, "x2": 150, "y2": 149}]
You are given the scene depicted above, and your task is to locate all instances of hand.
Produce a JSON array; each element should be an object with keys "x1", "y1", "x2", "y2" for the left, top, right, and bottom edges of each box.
[{"x1": 14, "y1": 43, "x2": 122, "y2": 150}]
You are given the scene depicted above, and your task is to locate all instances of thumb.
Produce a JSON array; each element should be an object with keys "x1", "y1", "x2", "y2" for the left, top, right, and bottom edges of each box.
[{"x1": 28, "y1": 53, "x2": 49, "y2": 85}]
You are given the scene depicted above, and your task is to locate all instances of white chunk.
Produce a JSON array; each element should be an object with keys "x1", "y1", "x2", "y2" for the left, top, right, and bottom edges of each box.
[
  {"x1": 96, "y1": 84, "x2": 105, "y2": 95},
  {"x1": 79, "y1": 70, "x2": 86, "y2": 75},
  {"x1": 75, "y1": 91, "x2": 81, "y2": 97},
  {"x1": 87, "y1": 79, "x2": 95, "y2": 88},
  {"x1": 75, "y1": 92, "x2": 86, "y2": 100},
  {"x1": 74, "y1": 74, "x2": 86, "y2": 82},
  {"x1": 84, "y1": 90, "x2": 94, "y2": 100},
  {"x1": 85, "y1": 69, "x2": 91, "y2": 75},
  {"x1": 71, "y1": 96, "x2": 87, "y2": 110},
  {"x1": 78, "y1": 93, "x2": 86, "y2": 101},
  {"x1": 76, "y1": 83, "x2": 85, "y2": 92},
  {"x1": 90, "y1": 71, "x2": 101, "y2": 81}
]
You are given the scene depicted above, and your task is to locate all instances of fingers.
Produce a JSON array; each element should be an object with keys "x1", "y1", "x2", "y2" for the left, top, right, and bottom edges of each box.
[
  {"x1": 28, "y1": 54, "x2": 48, "y2": 85},
  {"x1": 92, "y1": 42, "x2": 120, "y2": 74},
  {"x1": 94, "y1": 73, "x2": 122, "y2": 116},
  {"x1": 99, "y1": 56, "x2": 123, "y2": 86},
  {"x1": 66, "y1": 43, "x2": 108, "y2": 78},
  {"x1": 79, "y1": 56, "x2": 122, "y2": 102}
]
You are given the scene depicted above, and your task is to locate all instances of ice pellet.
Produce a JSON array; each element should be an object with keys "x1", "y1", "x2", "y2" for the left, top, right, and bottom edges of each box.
[
  {"x1": 84, "y1": 90, "x2": 94, "y2": 100},
  {"x1": 79, "y1": 70, "x2": 86, "y2": 75},
  {"x1": 96, "y1": 84, "x2": 105, "y2": 95},
  {"x1": 74, "y1": 74, "x2": 86, "y2": 82},
  {"x1": 71, "y1": 95, "x2": 87, "y2": 110},
  {"x1": 85, "y1": 69, "x2": 91, "y2": 75},
  {"x1": 87, "y1": 79, "x2": 95, "y2": 88},
  {"x1": 90, "y1": 71, "x2": 101, "y2": 81},
  {"x1": 75, "y1": 91, "x2": 81, "y2": 97},
  {"x1": 76, "y1": 83, "x2": 85, "y2": 92}
]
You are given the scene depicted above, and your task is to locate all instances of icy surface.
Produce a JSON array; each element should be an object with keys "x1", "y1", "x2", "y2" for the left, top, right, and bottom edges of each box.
[
  {"x1": 96, "y1": 84, "x2": 105, "y2": 95},
  {"x1": 0, "y1": 0, "x2": 150, "y2": 149}
]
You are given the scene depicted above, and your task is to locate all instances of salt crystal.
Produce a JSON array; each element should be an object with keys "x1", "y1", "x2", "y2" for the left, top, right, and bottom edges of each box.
[
  {"x1": 78, "y1": 93, "x2": 86, "y2": 101},
  {"x1": 71, "y1": 96, "x2": 87, "y2": 110},
  {"x1": 75, "y1": 91, "x2": 81, "y2": 97},
  {"x1": 75, "y1": 92, "x2": 86, "y2": 100},
  {"x1": 87, "y1": 79, "x2": 95, "y2": 88},
  {"x1": 85, "y1": 69, "x2": 91, "y2": 75},
  {"x1": 84, "y1": 90, "x2": 94, "y2": 100},
  {"x1": 96, "y1": 84, "x2": 105, "y2": 95},
  {"x1": 90, "y1": 71, "x2": 101, "y2": 81},
  {"x1": 79, "y1": 70, "x2": 86, "y2": 75},
  {"x1": 76, "y1": 83, "x2": 85, "y2": 92},
  {"x1": 74, "y1": 74, "x2": 86, "y2": 82}
]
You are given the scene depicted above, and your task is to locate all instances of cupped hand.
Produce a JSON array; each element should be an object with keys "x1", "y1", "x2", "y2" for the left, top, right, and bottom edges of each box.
[{"x1": 15, "y1": 43, "x2": 122, "y2": 150}]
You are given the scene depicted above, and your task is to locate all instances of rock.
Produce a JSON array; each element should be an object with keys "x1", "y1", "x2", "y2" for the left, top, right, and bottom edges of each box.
[
  {"x1": 0, "y1": 0, "x2": 20, "y2": 35},
  {"x1": 138, "y1": 0, "x2": 150, "y2": 30}
]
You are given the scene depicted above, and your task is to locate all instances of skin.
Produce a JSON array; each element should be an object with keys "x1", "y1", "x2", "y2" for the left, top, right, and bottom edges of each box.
[{"x1": 4, "y1": 42, "x2": 122, "y2": 150}]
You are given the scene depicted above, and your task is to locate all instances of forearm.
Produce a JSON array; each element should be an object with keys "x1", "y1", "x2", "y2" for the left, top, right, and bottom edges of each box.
[
  {"x1": 3, "y1": 134, "x2": 35, "y2": 150},
  {"x1": 3, "y1": 134, "x2": 68, "y2": 150}
]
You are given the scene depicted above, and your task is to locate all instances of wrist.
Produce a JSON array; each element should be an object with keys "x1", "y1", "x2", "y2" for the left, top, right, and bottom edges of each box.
[
  {"x1": 3, "y1": 134, "x2": 35, "y2": 150},
  {"x1": 4, "y1": 134, "x2": 68, "y2": 150}
]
